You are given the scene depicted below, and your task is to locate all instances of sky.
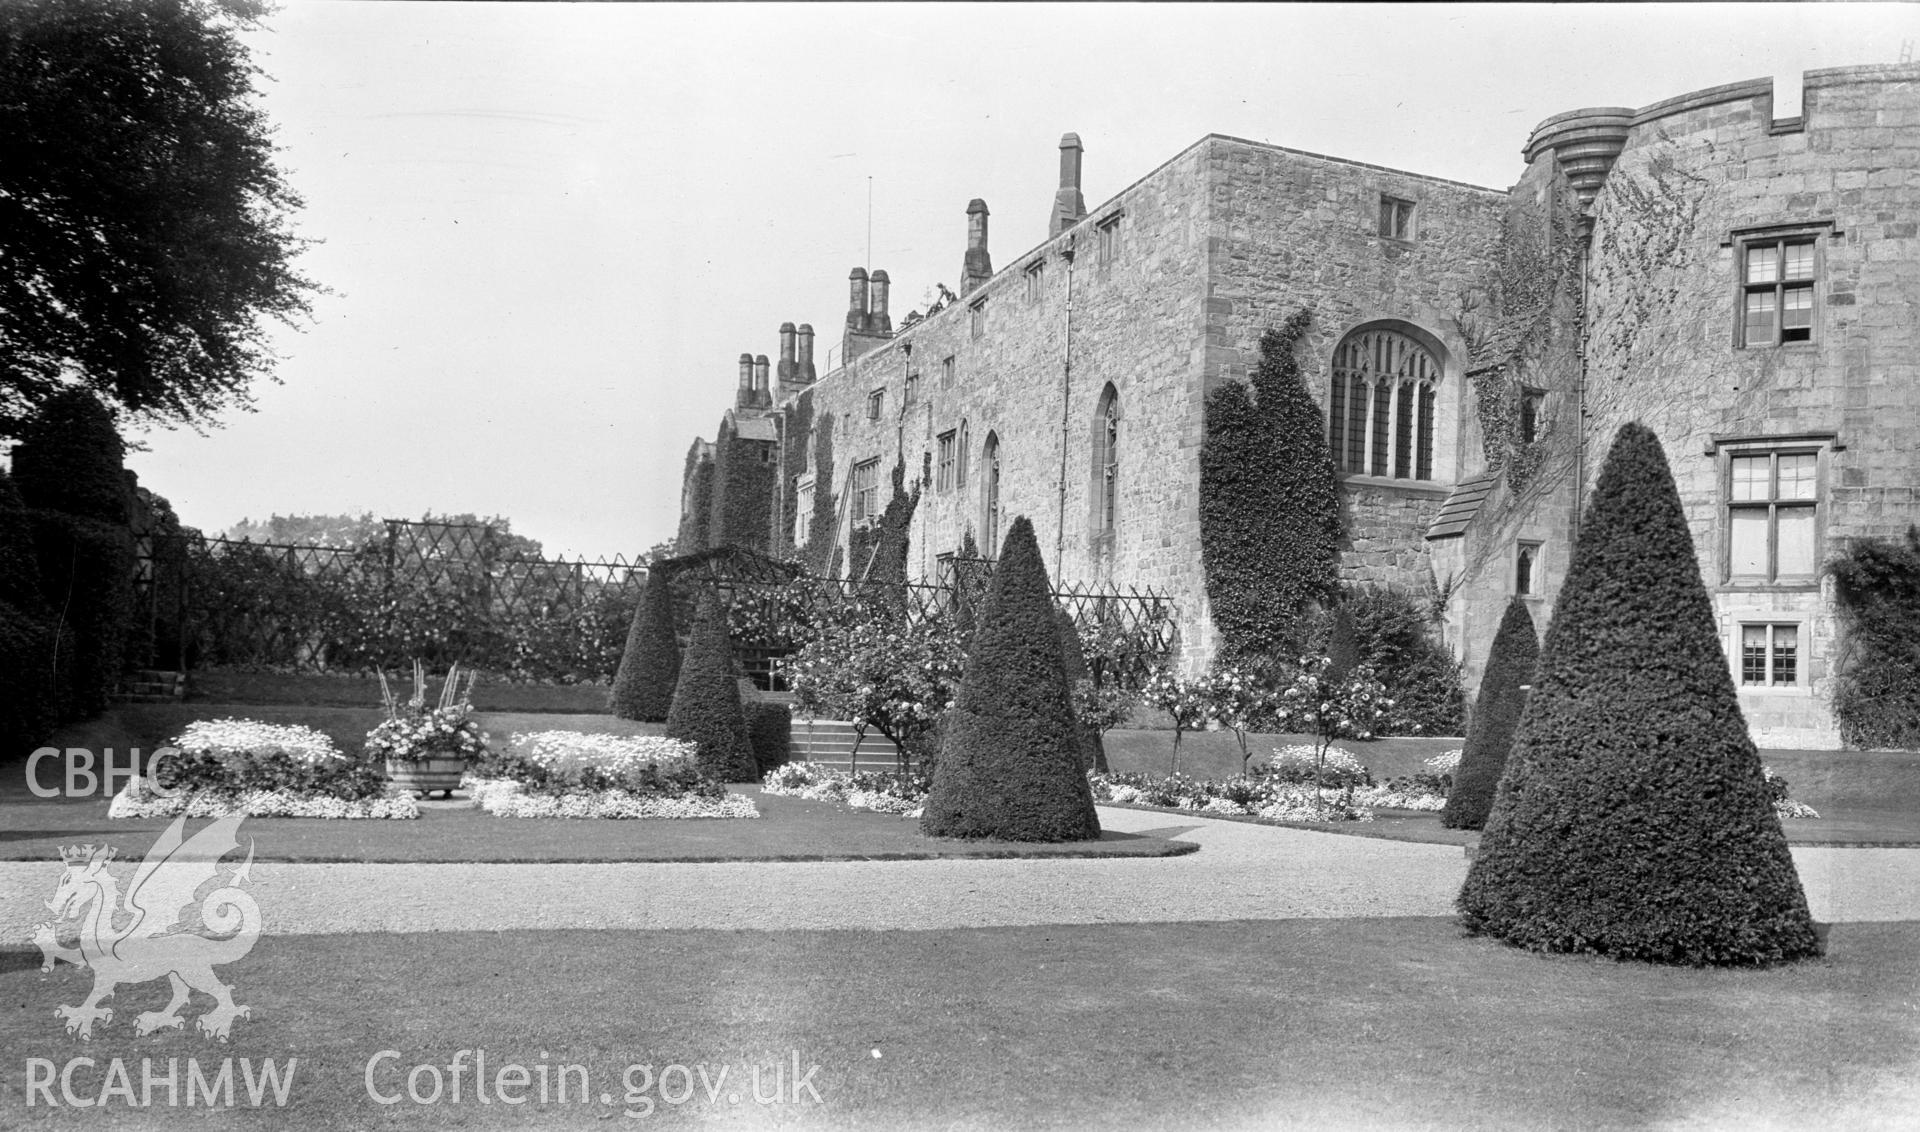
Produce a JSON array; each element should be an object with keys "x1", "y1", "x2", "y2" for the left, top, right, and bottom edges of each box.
[{"x1": 121, "y1": 2, "x2": 1914, "y2": 560}]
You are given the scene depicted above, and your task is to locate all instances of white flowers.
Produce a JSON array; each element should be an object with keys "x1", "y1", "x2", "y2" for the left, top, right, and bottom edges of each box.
[
  {"x1": 1426, "y1": 749, "x2": 1464, "y2": 773},
  {"x1": 170, "y1": 718, "x2": 343, "y2": 763},
  {"x1": 109, "y1": 781, "x2": 419, "y2": 820},
  {"x1": 467, "y1": 778, "x2": 758, "y2": 819},
  {"x1": 505, "y1": 730, "x2": 699, "y2": 777}
]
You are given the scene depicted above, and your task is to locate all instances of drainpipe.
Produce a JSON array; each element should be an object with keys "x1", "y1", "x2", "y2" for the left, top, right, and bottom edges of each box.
[{"x1": 1055, "y1": 236, "x2": 1077, "y2": 577}]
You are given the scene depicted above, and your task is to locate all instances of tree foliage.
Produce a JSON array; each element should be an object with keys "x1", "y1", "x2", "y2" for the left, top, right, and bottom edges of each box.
[
  {"x1": 1828, "y1": 526, "x2": 1920, "y2": 749},
  {"x1": 1200, "y1": 310, "x2": 1342, "y2": 660},
  {"x1": 664, "y1": 590, "x2": 759, "y2": 783},
  {"x1": 1442, "y1": 597, "x2": 1537, "y2": 830},
  {"x1": 1458, "y1": 422, "x2": 1820, "y2": 965},
  {"x1": 921, "y1": 516, "x2": 1100, "y2": 842},
  {"x1": 0, "y1": 0, "x2": 319, "y2": 433},
  {"x1": 609, "y1": 570, "x2": 681, "y2": 722}
]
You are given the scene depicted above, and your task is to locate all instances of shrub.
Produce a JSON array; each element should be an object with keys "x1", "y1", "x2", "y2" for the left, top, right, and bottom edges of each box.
[
  {"x1": 745, "y1": 700, "x2": 793, "y2": 776},
  {"x1": 30, "y1": 511, "x2": 134, "y2": 720},
  {"x1": 0, "y1": 470, "x2": 60, "y2": 755},
  {"x1": 1199, "y1": 310, "x2": 1342, "y2": 660},
  {"x1": 1457, "y1": 422, "x2": 1820, "y2": 966},
  {"x1": 665, "y1": 590, "x2": 760, "y2": 783},
  {"x1": 1342, "y1": 585, "x2": 1465, "y2": 735},
  {"x1": 1442, "y1": 597, "x2": 1538, "y2": 830},
  {"x1": 9, "y1": 390, "x2": 127, "y2": 524},
  {"x1": 921, "y1": 516, "x2": 1100, "y2": 842},
  {"x1": 1057, "y1": 608, "x2": 1105, "y2": 772},
  {"x1": 610, "y1": 570, "x2": 681, "y2": 721},
  {"x1": 1828, "y1": 526, "x2": 1920, "y2": 749}
]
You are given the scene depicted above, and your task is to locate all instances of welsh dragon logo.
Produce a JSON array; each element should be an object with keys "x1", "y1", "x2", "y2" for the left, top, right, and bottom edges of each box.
[{"x1": 31, "y1": 813, "x2": 261, "y2": 1041}]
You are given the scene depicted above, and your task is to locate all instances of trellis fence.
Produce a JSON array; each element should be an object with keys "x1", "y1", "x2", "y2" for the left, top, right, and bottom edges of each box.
[
  {"x1": 671, "y1": 549, "x2": 1178, "y2": 691},
  {"x1": 134, "y1": 520, "x2": 648, "y2": 682}
]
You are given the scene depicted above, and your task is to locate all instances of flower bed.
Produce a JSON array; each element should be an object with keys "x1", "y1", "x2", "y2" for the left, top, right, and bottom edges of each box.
[
  {"x1": 762, "y1": 763, "x2": 929, "y2": 817},
  {"x1": 465, "y1": 731, "x2": 757, "y2": 820},
  {"x1": 1089, "y1": 770, "x2": 1373, "y2": 824},
  {"x1": 110, "y1": 718, "x2": 418, "y2": 820}
]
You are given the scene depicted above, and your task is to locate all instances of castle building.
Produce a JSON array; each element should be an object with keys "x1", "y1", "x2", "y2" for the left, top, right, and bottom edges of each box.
[{"x1": 676, "y1": 64, "x2": 1920, "y2": 749}]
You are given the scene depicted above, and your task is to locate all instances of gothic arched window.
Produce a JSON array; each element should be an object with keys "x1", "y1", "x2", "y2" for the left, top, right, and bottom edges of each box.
[
  {"x1": 1329, "y1": 328, "x2": 1439, "y2": 480},
  {"x1": 981, "y1": 431, "x2": 1002, "y2": 555},
  {"x1": 1092, "y1": 385, "x2": 1120, "y2": 538}
]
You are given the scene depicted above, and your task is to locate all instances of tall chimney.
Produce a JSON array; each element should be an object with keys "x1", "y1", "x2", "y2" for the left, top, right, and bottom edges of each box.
[
  {"x1": 1052, "y1": 132, "x2": 1087, "y2": 236},
  {"x1": 794, "y1": 324, "x2": 817, "y2": 385},
  {"x1": 796, "y1": 324, "x2": 816, "y2": 383},
  {"x1": 777, "y1": 321, "x2": 797, "y2": 385},
  {"x1": 868, "y1": 269, "x2": 892, "y2": 333},
  {"x1": 753, "y1": 354, "x2": 770, "y2": 404},
  {"x1": 846, "y1": 267, "x2": 869, "y2": 330},
  {"x1": 961, "y1": 198, "x2": 993, "y2": 295},
  {"x1": 736, "y1": 353, "x2": 754, "y2": 409}
]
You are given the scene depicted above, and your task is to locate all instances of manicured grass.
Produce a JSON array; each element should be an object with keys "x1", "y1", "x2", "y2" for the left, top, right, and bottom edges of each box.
[
  {"x1": 3, "y1": 918, "x2": 1910, "y2": 1128},
  {"x1": 0, "y1": 788, "x2": 1192, "y2": 864},
  {"x1": 1101, "y1": 798, "x2": 1920, "y2": 848}
]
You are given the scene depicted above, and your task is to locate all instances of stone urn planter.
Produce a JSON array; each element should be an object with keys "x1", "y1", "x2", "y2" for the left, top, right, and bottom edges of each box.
[{"x1": 384, "y1": 754, "x2": 469, "y2": 799}]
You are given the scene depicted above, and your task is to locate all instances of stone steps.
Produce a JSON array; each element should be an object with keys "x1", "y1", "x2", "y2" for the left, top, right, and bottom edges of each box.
[{"x1": 115, "y1": 669, "x2": 186, "y2": 703}]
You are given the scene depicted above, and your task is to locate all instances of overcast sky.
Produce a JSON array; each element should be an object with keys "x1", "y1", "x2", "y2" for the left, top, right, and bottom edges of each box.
[{"x1": 123, "y1": 2, "x2": 1911, "y2": 560}]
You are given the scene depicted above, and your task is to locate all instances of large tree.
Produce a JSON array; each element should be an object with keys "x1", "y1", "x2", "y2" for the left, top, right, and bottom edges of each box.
[
  {"x1": 1457, "y1": 423, "x2": 1820, "y2": 966},
  {"x1": 0, "y1": 0, "x2": 318, "y2": 433}
]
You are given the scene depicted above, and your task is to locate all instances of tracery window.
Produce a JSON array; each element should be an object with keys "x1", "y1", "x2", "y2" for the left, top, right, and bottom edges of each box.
[{"x1": 1328, "y1": 328, "x2": 1439, "y2": 481}]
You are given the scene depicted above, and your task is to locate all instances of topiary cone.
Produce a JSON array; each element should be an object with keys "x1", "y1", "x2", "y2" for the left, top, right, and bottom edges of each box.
[
  {"x1": 1458, "y1": 422, "x2": 1820, "y2": 965},
  {"x1": 1441, "y1": 597, "x2": 1538, "y2": 830},
  {"x1": 665, "y1": 589, "x2": 760, "y2": 783},
  {"x1": 921, "y1": 516, "x2": 1100, "y2": 842},
  {"x1": 610, "y1": 569, "x2": 680, "y2": 722}
]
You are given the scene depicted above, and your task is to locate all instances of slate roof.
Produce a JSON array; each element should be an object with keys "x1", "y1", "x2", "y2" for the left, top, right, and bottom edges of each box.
[{"x1": 1426, "y1": 475, "x2": 1498, "y2": 540}]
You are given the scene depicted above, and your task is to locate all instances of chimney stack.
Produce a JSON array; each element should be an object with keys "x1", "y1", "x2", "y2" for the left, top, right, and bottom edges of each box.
[
  {"x1": 846, "y1": 267, "x2": 869, "y2": 330},
  {"x1": 796, "y1": 324, "x2": 816, "y2": 382},
  {"x1": 868, "y1": 269, "x2": 892, "y2": 333},
  {"x1": 736, "y1": 353, "x2": 754, "y2": 409},
  {"x1": 777, "y1": 321, "x2": 797, "y2": 385},
  {"x1": 1052, "y1": 132, "x2": 1087, "y2": 236},
  {"x1": 753, "y1": 354, "x2": 770, "y2": 403},
  {"x1": 961, "y1": 198, "x2": 993, "y2": 295}
]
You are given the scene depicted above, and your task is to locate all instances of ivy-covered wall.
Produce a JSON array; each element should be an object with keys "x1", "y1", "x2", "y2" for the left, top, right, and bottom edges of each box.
[{"x1": 707, "y1": 414, "x2": 777, "y2": 553}]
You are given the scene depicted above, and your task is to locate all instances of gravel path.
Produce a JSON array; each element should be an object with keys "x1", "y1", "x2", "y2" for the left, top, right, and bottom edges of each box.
[{"x1": 2, "y1": 807, "x2": 1914, "y2": 937}]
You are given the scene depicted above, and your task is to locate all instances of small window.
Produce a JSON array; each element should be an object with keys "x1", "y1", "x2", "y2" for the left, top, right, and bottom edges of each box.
[
  {"x1": 904, "y1": 374, "x2": 920, "y2": 410},
  {"x1": 852, "y1": 458, "x2": 881, "y2": 522},
  {"x1": 866, "y1": 389, "x2": 885, "y2": 420},
  {"x1": 1515, "y1": 541, "x2": 1541, "y2": 596},
  {"x1": 981, "y1": 431, "x2": 1003, "y2": 553},
  {"x1": 969, "y1": 299, "x2": 986, "y2": 341},
  {"x1": 1025, "y1": 260, "x2": 1046, "y2": 302},
  {"x1": 1740, "y1": 623, "x2": 1800, "y2": 687},
  {"x1": 1726, "y1": 449, "x2": 1818, "y2": 585},
  {"x1": 1741, "y1": 237, "x2": 1817, "y2": 346},
  {"x1": 793, "y1": 479, "x2": 813, "y2": 546},
  {"x1": 935, "y1": 430, "x2": 957, "y2": 493},
  {"x1": 941, "y1": 355, "x2": 956, "y2": 386},
  {"x1": 1379, "y1": 195, "x2": 1416, "y2": 241},
  {"x1": 1096, "y1": 214, "x2": 1121, "y2": 271},
  {"x1": 1519, "y1": 388, "x2": 1546, "y2": 445},
  {"x1": 956, "y1": 420, "x2": 969, "y2": 489}
]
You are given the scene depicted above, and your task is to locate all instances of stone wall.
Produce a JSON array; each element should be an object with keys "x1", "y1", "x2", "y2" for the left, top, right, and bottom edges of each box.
[{"x1": 1578, "y1": 63, "x2": 1920, "y2": 746}]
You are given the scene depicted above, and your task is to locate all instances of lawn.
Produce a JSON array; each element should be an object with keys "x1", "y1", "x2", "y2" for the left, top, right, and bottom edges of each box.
[
  {"x1": 0, "y1": 788, "x2": 1193, "y2": 864},
  {"x1": 4, "y1": 918, "x2": 1913, "y2": 1129}
]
